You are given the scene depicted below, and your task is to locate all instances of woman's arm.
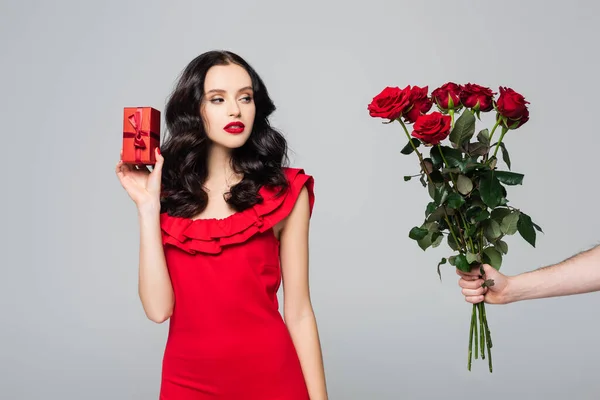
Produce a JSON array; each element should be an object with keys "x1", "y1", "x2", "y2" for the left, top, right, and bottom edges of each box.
[
  {"x1": 137, "y1": 204, "x2": 174, "y2": 323},
  {"x1": 279, "y1": 186, "x2": 328, "y2": 400},
  {"x1": 116, "y1": 148, "x2": 174, "y2": 323}
]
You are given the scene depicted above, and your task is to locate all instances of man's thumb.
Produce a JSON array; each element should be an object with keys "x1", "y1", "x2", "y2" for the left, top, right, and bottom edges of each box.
[{"x1": 481, "y1": 263, "x2": 497, "y2": 277}]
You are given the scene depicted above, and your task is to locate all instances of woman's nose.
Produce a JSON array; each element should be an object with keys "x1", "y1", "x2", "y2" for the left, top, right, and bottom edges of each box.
[{"x1": 228, "y1": 101, "x2": 241, "y2": 117}]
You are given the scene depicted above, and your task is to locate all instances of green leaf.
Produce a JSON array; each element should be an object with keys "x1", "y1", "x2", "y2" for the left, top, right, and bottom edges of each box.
[
  {"x1": 425, "y1": 202, "x2": 437, "y2": 216},
  {"x1": 431, "y1": 145, "x2": 463, "y2": 168},
  {"x1": 518, "y1": 213, "x2": 536, "y2": 247},
  {"x1": 401, "y1": 138, "x2": 421, "y2": 155},
  {"x1": 466, "y1": 252, "x2": 481, "y2": 264},
  {"x1": 533, "y1": 222, "x2": 544, "y2": 233},
  {"x1": 428, "y1": 182, "x2": 436, "y2": 201},
  {"x1": 404, "y1": 176, "x2": 412, "y2": 181},
  {"x1": 465, "y1": 224, "x2": 478, "y2": 238},
  {"x1": 437, "y1": 218, "x2": 450, "y2": 232},
  {"x1": 426, "y1": 205, "x2": 453, "y2": 222},
  {"x1": 468, "y1": 192, "x2": 487, "y2": 210},
  {"x1": 456, "y1": 174, "x2": 473, "y2": 195},
  {"x1": 429, "y1": 170, "x2": 444, "y2": 183},
  {"x1": 454, "y1": 254, "x2": 471, "y2": 272},
  {"x1": 450, "y1": 109, "x2": 476, "y2": 147},
  {"x1": 430, "y1": 146, "x2": 443, "y2": 168},
  {"x1": 422, "y1": 221, "x2": 437, "y2": 232},
  {"x1": 495, "y1": 240, "x2": 509, "y2": 254},
  {"x1": 466, "y1": 142, "x2": 489, "y2": 157},
  {"x1": 428, "y1": 182, "x2": 449, "y2": 206},
  {"x1": 501, "y1": 211, "x2": 520, "y2": 235},
  {"x1": 495, "y1": 171, "x2": 524, "y2": 185},
  {"x1": 487, "y1": 156, "x2": 498, "y2": 170},
  {"x1": 448, "y1": 255, "x2": 457, "y2": 266},
  {"x1": 417, "y1": 235, "x2": 433, "y2": 250},
  {"x1": 462, "y1": 158, "x2": 492, "y2": 173},
  {"x1": 466, "y1": 206, "x2": 490, "y2": 224},
  {"x1": 431, "y1": 232, "x2": 444, "y2": 248},
  {"x1": 447, "y1": 234, "x2": 459, "y2": 251},
  {"x1": 437, "y1": 257, "x2": 447, "y2": 281},
  {"x1": 499, "y1": 142, "x2": 511, "y2": 170},
  {"x1": 491, "y1": 207, "x2": 511, "y2": 221},
  {"x1": 474, "y1": 210, "x2": 490, "y2": 223},
  {"x1": 484, "y1": 219, "x2": 502, "y2": 241},
  {"x1": 466, "y1": 206, "x2": 483, "y2": 222},
  {"x1": 414, "y1": 222, "x2": 439, "y2": 251},
  {"x1": 423, "y1": 158, "x2": 434, "y2": 174},
  {"x1": 446, "y1": 192, "x2": 466, "y2": 209},
  {"x1": 480, "y1": 171, "x2": 503, "y2": 209},
  {"x1": 483, "y1": 247, "x2": 503, "y2": 270},
  {"x1": 409, "y1": 226, "x2": 429, "y2": 240},
  {"x1": 477, "y1": 129, "x2": 490, "y2": 146},
  {"x1": 441, "y1": 167, "x2": 461, "y2": 174}
]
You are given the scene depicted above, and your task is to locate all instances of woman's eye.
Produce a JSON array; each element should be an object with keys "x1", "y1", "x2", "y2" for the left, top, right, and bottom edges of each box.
[
  {"x1": 241, "y1": 96, "x2": 253, "y2": 103},
  {"x1": 210, "y1": 98, "x2": 224, "y2": 103}
]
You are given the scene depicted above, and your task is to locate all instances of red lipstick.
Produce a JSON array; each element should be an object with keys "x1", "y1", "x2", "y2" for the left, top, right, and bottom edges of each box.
[{"x1": 224, "y1": 121, "x2": 245, "y2": 134}]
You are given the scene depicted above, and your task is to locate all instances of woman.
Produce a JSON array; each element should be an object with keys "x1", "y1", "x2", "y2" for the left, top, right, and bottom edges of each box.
[{"x1": 116, "y1": 50, "x2": 328, "y2": 399}]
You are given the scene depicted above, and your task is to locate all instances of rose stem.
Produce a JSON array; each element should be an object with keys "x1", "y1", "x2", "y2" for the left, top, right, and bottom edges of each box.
[
  {"x1": 483, "y1": 120, "x2": 501, "y2": 163},
  {"x1": 468, "y1": 304, "x2": 475, "y2": 370},
  {"x1": 397, "y1": 119, "x2": 434, "y2": 185},
  {"x1": 437, "y1": 145, "x2": 476, "y2": 252},
  {"x1": 481, "y1": 302, "x2": 493, "y2": 348},
  {"x1": 474, "y1": 303, "x2": 479, "y2": 359},
  {"x1": 492, "y1": 126, "x2": 508, "y2": 159},
  {"x1": 478, "y1": 302, "x2": 485, "y2": 360},
  {"x1": 487, "y1": 119, "x2": 501, "y2": 144},
  {"x1": 484, "y1": 307, "x2": 493, "y2": 373},
  {"x1": 479, "y1": 302, "x2": 493, "y2": 372}
]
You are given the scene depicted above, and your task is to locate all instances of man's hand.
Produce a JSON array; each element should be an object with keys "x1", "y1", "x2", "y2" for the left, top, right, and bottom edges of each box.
[{"x1": 457, "y1": 264, "x2": 511, "y2": 304}]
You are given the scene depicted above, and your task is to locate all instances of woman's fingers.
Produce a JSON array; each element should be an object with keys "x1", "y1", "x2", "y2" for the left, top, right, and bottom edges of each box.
[
  {"x1": 116, "y1": 159, "x2": 130, "y2": 180},
  {"x1": 147, "y1": 148, "x2": 164, "y2": 193}
]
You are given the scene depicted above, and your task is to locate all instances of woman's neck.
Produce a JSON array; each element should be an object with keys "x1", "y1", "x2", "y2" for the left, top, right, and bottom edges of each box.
[{"x1": 205, "y1": 144, "x2": 242, "y2": 193}]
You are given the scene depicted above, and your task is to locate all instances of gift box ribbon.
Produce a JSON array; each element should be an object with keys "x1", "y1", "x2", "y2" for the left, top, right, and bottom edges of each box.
[{"x1": 123, "y1": 108, "x2": 160, "y2": 163}]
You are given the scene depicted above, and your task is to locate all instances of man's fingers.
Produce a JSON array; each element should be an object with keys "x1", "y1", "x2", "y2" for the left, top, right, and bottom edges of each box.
[
  {"x1": 456, "y1": 269, "x2": 480, "y2": 278},
  {"x1": 462, "y1": 286, "x2": 488, "y2": 297},
  {"x1": 465, "y1": 295, "x2": 485, "y2": 304},
  {"x1": 457, "y1": 273, "x2": 480, "y2": 282},
  {"x1": 459, "y1": 278, "x2": 485, "y2": 289}
]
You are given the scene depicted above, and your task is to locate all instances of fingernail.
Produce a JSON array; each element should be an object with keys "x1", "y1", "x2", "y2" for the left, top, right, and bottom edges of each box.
[{"x1": 157, "y1": 147, "x2": 161, "y2": 155}]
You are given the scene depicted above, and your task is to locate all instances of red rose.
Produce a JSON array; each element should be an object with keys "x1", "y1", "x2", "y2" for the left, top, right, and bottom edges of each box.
[
  {"x1": 496, "y1": 87, "x2": 529, "y2": 119},
  {"x1": 431, "y1": 82, "x2": 461, "y2": 110},
  {"x1": 500, "y1": 107, "x2": 529, "y2": 129},
  {"x1": 403, "y1": 86, "x2": 433, "y2": 124},
  {"x1": 459, "y1": 83, "x2": 495, "y2": 112},
  {"x1": 496, "y1": 87, "x2": 530, "y2": 129},
  {"x1": 412, "y1": 112, "x2": 452, "y2": 145},
  {"x1": 367, "y1": 86, "x2": 412, "y2": 120}
]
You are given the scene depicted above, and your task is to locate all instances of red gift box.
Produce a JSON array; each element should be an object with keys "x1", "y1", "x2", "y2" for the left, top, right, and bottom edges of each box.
[{"x1": 122, "y1": 107, "x2": 161, "y2": 165}]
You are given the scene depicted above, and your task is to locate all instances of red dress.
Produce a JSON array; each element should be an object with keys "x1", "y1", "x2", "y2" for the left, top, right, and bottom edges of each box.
[{"x1": 158, "y1": 167, "x2": 314, "y2": 399}]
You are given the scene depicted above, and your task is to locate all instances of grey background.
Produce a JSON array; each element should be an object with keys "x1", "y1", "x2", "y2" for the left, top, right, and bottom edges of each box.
[{"x1": 2, "y1": 0, "x2": 599, "y2": 398}]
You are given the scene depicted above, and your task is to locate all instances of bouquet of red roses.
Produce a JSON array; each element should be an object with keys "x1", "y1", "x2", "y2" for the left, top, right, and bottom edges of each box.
[{"x1": 367, "y1": 82, "x2": 542, "y2": 372}]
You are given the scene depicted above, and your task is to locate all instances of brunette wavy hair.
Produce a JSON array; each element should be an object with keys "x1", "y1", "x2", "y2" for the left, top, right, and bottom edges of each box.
[{"x1": 159, "y1": 50, "x2": 290, "y2": 218}]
